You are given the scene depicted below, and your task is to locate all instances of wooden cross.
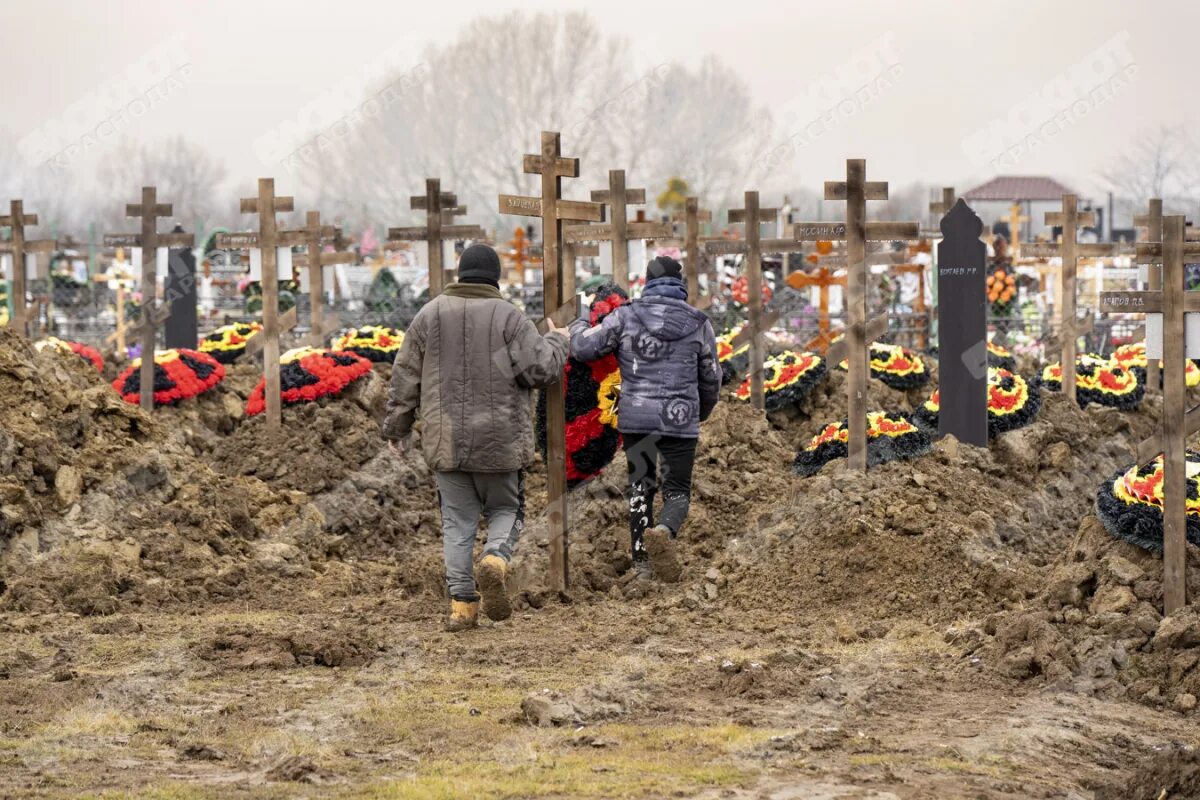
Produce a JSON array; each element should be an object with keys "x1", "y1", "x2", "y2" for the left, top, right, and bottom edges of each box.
[
  {"x1": 929, "y1": 187, "x2": 957, "y2": 218},
  {"x1": 793, "y1": 159, "x2": 919, "y2": 471},
  {"x1": 498, "y1": 131, "x2": 604, "y2": 596},
  {"x1": 1003, "y1": 202, "x2": 1030, "y2": 258},
  {"x1": 386, "y1": 179, "x2": 484, "y2": 298},
  {"x1": 232, "y1": 178, "x2": 294, "y2": 429},
  {"x1": 1099, "y1": 215, "x2": 1200, "y2": 613},
  {"x1": 562, "y1": 170, "x2": 670, "y2": 291},
  {"x1": 104, "y1": 188, "x2": 193, "y2": 411},
  {"x1": 0, "y1": 200, "x2": 57, "y2": 338},
  {"x1": 1022, "y1": 195, "x2": 1121, "y2": 405},
  {"x1": 786, "y1": 266, "x2": 846, "y2": 352},
  {"x1": 1134, "y1": 199, "x2": 1164, "y2": 391},
  {"x1": 93, "y1": 264, "x2": 135, "y2": 355},
  {"x1": 672, "y1": 197, "x2": 715, "y2": 308},
  {"x1": 702, "y1": 192, "x2": 778, "y2": 410},
  {"x1": 282, "y1": 211, "x2": 355, "y2": 348}
]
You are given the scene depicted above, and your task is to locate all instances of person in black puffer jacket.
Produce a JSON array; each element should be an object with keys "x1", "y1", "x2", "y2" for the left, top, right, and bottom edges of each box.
[{"x1": 569, "y1": 256, "x2": 720, "y2": 583}]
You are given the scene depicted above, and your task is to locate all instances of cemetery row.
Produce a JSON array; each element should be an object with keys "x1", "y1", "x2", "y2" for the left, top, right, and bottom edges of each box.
[{"x1": 2, "y1": 131, "x2": 1197, "y2": 614}]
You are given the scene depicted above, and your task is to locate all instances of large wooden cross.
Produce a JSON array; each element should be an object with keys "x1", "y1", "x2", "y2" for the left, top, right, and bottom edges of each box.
[
  {"x1": 793, "y1": 159, "x2": 919, "y2": 470},
  {"x1": 1002, "y1": 202, "x2": 1030, "y2": 258},
  {"x1": 1099, "y1": 215, "x2": 1200, "y2": 613},
  {"x1": 498, "y1": 131, "x2": 604, "y2": 595},
  {"x1": 283, "y1": 211, "x2": 355, "y2": 348},
  {"x1": 0, "y1": 200, "x2": 56, "y2": 339},
  {"x1": 562, "y1": 170, "x2": 670, "y2": 291},
  {"x1": 386, "y1": 179, "x2": 484, "y2": 297},
  {"x1": 1023, "y1": 195, "x2": 1121, "y2": 406},
  {"x1": 702, "y1": 192, "x2": 779, "y2": 410},
  {"x1": 232, "y1": 178, "x2": 294, "y2": 429},
  {"x1": 104, "y1": 188, "x2": 193, "y2": 411}
]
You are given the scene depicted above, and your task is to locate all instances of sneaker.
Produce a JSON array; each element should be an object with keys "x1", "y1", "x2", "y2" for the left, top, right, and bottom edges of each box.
[
  {"x1": 643, "y1": 525, "x2": 682, "y2": 583},
  {"x1": 444, "y1": 596, "x2": 479, "y2": 632},
  {"x1": 476, "y1": 554, "x2": 513, "y2": 621}
]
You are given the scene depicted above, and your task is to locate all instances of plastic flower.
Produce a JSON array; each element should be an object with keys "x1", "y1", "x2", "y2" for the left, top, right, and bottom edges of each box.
[
  {"x1": 734, "y1": 350, "x2": 826, "y2": 411},
  {"x1": 794, "y1": 411, "x2": 931, "y2": 476},
  {"x1": 34, "y1": 337, "x2": 104, "y2": 372},
  {"x1": 198, "y1": 322, "x2": 263, "y2": 364},
  {"x1": 113, "y1": 349, "x2": 225, "y2": 406},
  {"x1": 1096, "y1": 452, "x2": 1200, "y2": 551},
  {"x1": 1040, "y1": 353, "x2": 1144, "y2": 409},
  {"x1": 836, "y1": 341, "x2": 930, "y2": 390},
  {"x1": 332, "y1": 325, "x2": 405, "y2": 363},
  {"x1": 245, "y1": 347, "x2": 373, "y2": 416},
  {"x1": 913, "y1": 367, "x2": 1040, "y2": 437}
]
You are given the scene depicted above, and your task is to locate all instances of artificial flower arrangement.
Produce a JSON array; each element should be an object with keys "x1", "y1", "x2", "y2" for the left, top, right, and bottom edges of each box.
[
  {"x1": 34, "y1": 337, "x2": 104, "y2": 373},
  {"x1": 112, "y1": 349, "x2": 225, "y2": 406},
  {"x1": 730, "y1": 274, "x2": 772, "y2": 307},
  {"x1": 716, "y1": 326, "x2": 751, "y2": 386},
  {"x1": 913, "y1": 367, "x2": 1040, "y2": 437},
  {"x1": 332, "y1": 325, "x2": 405, "y2": 363},
  {"x1": 536, "y1": 283, "x2": 627, "y2": 487},
  {"x1": 198, "y1": 322, "x2": 263, "y2": 364},
  {"x1": 1110, "y1": 342, "x2": 1200, "y2": 388},
  {"x1": 245, "y1": 347, "x2": 373, "y2": 416},
  {"x1": 1039, "y1": 353, "x2": 1144, "y2": 409},
  {"x1": 793, "y1": 410, "x2": 931, "y2": 477},
  {"x1": 733, "y1": 350, "x2": 826, "y2": 411},
  {"x1": 986, "y1": 340, "x2": 1016, "y2": 371},
  {"x1": 987, "y1": 268, "x2": 1017, "y2": 315},
  {"x1": 1095, "y1": 452, "x2": 1200, "y2": 552},
  {"x1": 835, "y1": 341, "x2": 930, "y2": 390}
]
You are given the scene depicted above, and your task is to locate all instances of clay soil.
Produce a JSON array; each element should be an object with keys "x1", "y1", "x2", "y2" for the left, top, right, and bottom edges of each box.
[{"x1": 2, "y1": 327, "x2": 1200, "y2": 799}]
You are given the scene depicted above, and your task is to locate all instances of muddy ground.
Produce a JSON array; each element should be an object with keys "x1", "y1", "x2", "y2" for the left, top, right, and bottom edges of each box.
[{"x1": 2, "y1": 328, "x2": 1200, "y2": 799}]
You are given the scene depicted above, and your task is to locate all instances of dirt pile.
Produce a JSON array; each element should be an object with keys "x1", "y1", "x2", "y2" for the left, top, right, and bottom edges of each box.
[
  {"x1": 709, "y1": 390, "x2": 1164, "y2": 632},
  {"x1": 979, "y1": 514, "x2": 1200, "y2": 713},
  {"x1": 0, "y1": 329, "x2": 375, "y2": 615}
]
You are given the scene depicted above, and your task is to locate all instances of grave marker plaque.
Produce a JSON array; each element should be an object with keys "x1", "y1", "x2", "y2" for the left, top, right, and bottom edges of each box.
[{"x1": 935, "y1": 199, "x2": 988, "y2": 447}]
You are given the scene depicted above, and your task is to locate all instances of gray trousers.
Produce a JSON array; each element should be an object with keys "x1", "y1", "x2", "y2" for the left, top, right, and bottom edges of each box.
[{"x1": 435, "y1": 470, "x2": 525, "y2": 600}]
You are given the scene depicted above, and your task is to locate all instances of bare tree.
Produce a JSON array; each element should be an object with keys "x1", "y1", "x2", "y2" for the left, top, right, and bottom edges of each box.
[
  {"x1": 1105, "y1": 126, "x2": 1199, "y2": 222},
  {"x1": 95, "y1": 137, "x2": 229, "y2": 231}
]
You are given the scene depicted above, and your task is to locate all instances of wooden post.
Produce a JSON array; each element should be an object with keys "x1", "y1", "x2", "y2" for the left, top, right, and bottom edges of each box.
[
  {"x1": 672, "y1": 197, "x2": 714, "y2": 308},
  {"x1": 236, "y1": 179, "x2": 294, "y2": 430},
  {"x1": 1099, "y1": 216, "x2": 1200, "y2": 613},
  {"x1": 1023, "y1": 195, "x2": 1120, "y2": 406},
  {"x1": 386, "y1": 179, "x2": 483, "y2": 297},
  {"x1": 1134, "y1": 199, "x2": 1164, "y2": 391},
  {"x1": 104, "y1": 188, "x2": 193, "y2": 410},
  {"x1": 792, "y1": 160, "x2": 918, "y2": 471},
  {"x1": 282, "y1": 211, "x2": 355, "y2": 347},
  {"x1": 0, "y1": 201, "x2": 56, "y2": 339},
  {"x1": 562, "y1": 170, "x2": 670, "y2": 292},
  {"x1": 499, "y1": 131, "x2": 604, "y2": 595},
  {"x1": 929, "y1": 187, "x2": 956, "y2": 220}
]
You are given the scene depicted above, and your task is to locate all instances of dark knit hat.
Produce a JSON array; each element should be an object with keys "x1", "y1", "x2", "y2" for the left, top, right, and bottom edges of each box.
[
  {"x1": 458, "y1": 244, "x2": 502, "y2": 286},
  {"x1": 647, "y1": 255, "x2": 683, "y2": 281}
]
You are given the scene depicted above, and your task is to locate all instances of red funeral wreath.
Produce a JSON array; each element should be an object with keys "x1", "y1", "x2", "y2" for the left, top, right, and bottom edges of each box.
[
  {"x1": 245, "y1": 347, "x2": 373, "y2": 416},
  {"x1": 35, "y1": 337, "x2": 104, "y2": 373},
  {"x1": 112, "y1": 348, "x2": 225, "y2": 406},
  {"x1": 734, "y1": 350, "x2": 826, "y2": 411}
]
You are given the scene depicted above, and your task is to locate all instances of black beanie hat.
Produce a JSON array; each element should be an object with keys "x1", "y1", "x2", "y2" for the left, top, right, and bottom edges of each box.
[
  {"x1": 458, "y1": 244, "x2": 502, "y2": 287},
  {"x1": 647, "y1": 255, "x2": 683, "y2": 281}
]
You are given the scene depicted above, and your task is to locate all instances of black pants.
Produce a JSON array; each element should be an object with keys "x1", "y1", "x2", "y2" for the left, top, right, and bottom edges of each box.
[{"x1": 623, "y1": 433, "x2": 698, "y2": 561}]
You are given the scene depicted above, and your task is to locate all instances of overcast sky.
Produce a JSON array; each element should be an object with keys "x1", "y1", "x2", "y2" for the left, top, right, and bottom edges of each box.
[{"x1": 2, "y1": 0, "x2": 1196, "y2": 202}]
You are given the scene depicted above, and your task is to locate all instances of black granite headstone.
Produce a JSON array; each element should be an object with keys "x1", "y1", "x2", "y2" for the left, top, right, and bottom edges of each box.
[
  {"x1": 936, "y1": 199, "x2": 988, "y2": 447},
  {"x1": 164, "y1": 223, "x2": 198, "y2": 350}
]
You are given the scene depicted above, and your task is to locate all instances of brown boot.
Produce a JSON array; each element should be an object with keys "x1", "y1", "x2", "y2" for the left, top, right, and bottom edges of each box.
[
  {"x1": 643, "y1": 525, "x2": 682, "y2": 583},
  {"x1": 444, "y1": 596, "x2": 479, "y2": 632},
  {"x1": 476, "y1": 554, "x2": 512, "y2": 621}
]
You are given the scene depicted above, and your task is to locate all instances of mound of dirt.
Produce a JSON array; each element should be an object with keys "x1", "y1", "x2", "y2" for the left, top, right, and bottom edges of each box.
[
  {"x1": 0, "y1": 329, "x2": 376, "y2": 615},
  {"x1": 708, "y1": 390, "x2": 1164, "y2": 632},
  {"x1": 979, "y1": 514, "x2": 1200, "y2": 713}
]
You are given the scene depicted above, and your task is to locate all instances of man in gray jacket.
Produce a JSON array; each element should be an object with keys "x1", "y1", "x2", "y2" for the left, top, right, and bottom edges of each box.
[
  {"x1": 569, "y1": 256, "x2": 720, "y2": 582},
  {"x1": 383, "y1": 244, "x2": 569, "y2": 631}
]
